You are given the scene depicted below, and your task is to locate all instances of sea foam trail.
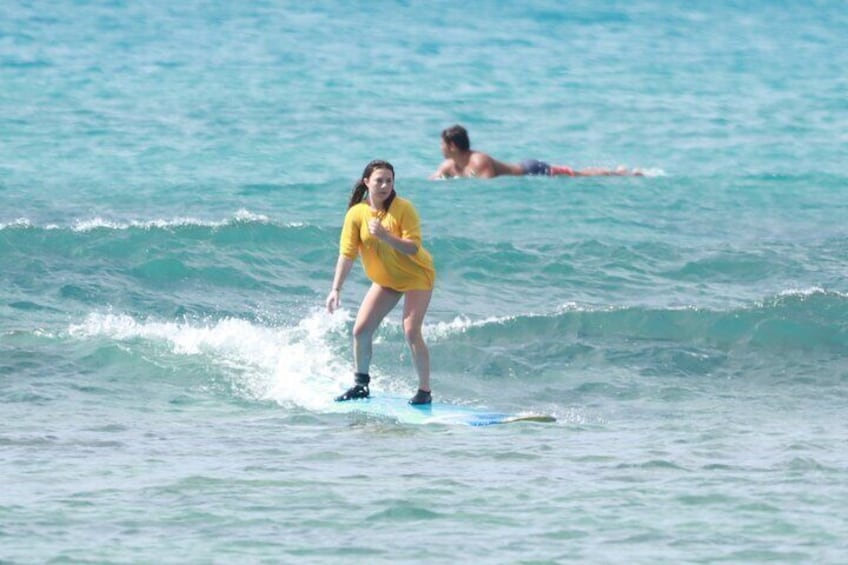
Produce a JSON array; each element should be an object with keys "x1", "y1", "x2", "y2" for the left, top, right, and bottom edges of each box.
[
  {"x1": 68, "y1": 310, "x2": 356, "y2": 410},
  {"x1": 0, "y1": 209, "x2": 273, "y2": 232}
]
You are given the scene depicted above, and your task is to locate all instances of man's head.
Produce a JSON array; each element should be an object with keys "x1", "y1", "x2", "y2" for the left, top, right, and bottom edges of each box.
[{"x1": 441, "y1": 124, "x2": 470, "y2": 154}]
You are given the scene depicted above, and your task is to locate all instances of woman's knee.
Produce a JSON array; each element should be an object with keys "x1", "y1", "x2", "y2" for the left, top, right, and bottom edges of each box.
[
  {"x1": 353, "y1": 321, "x2": 373, "y2": 340},
  {"x1": 404, "y1": 324, "x2": 424, "y2": 345}
]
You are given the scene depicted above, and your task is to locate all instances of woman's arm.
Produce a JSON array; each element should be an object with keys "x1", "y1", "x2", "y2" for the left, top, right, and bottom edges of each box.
[
  {"x1": 368, "y1": 219, "x2": 418, "y2": 255},
  {"x1": 326, "y1": 255, "x2": 354, "y2": 313}
]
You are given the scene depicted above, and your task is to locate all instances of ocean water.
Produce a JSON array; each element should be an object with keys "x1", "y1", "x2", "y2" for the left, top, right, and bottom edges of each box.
[{"x1": 2, "y1": 0, "x2": 848, "y2": 562}]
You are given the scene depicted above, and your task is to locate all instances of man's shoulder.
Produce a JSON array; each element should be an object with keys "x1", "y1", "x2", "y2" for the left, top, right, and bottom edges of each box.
[
  {"x1": 468, "y1": 150, "x2": 499, "y2": 177},
  {"x1": 469, "y1": 150, "x2": 495, "y2": 163}
]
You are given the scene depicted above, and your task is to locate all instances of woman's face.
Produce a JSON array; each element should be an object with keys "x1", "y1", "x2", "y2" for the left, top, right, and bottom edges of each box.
[{"x1": 365, "y1": 167, "x2": 394, "y2": 205}]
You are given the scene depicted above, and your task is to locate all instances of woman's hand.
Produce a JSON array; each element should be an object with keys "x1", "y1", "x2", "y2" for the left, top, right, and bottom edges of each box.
[
  {"x1": 327, "y1": 256, "x2": 353, "y2": 313},
  {"x1": 368, "y1": 219, "x2": 418, "y2": 255},
  {"x1": 368, "y1": 218, "x2": 387, "y2": 240},
  {"x1": 326, "y1": 288, "x2": 340, "y2": 313}
]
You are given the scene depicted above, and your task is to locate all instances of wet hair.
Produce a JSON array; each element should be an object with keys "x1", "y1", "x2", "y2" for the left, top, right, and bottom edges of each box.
[
  {"x1": 348, "y1": 159, "x2": 396, "y2": 212},
  {"x1": 441, "y1": 124, "x2": 470, "y2": 152}
]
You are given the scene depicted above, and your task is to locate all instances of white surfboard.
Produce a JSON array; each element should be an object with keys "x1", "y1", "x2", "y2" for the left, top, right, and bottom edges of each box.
[{"x1": 329, "y1": 393, "x2": 555, "y2": 426}]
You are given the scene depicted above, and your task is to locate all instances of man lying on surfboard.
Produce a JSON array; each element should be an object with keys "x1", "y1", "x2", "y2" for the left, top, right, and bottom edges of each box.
[{"x1": 429, "y1": 124, "x2": 643, "y2": 179}]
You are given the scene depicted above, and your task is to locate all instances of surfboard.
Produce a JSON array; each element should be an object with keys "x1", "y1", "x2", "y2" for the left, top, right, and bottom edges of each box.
[{"x1": 329, "y1": 393, "x2": 556, "y2": 426}]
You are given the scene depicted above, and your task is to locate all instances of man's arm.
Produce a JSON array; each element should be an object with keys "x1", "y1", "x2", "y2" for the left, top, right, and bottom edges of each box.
[{"x1": 429, "y1": 160, "x2": 453, "y2": 179}]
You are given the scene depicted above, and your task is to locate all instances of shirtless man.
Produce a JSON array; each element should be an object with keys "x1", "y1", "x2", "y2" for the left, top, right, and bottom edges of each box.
[{"x1": 429, "y1": 124, "x2": 641, "y2": 179}]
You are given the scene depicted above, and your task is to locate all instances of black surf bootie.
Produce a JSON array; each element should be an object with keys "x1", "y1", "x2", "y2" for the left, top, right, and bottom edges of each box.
[
  {"x1": 335, "y1": 373, "x2": 370, "y2": 402},
  {"x1": 408, "y1": 389, "x2": 432, "y2": 405}
]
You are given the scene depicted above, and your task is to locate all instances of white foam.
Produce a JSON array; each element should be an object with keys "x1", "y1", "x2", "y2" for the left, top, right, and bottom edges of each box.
[
  {"x1": 68, "y1": 309, "x2": 354, "y2": 410},
  {"x1": 425, "y1": 304, "x2": 593, "y2": 340},
  {"x1": 70, "y1": 209, "x2": 271, "y2": 232},
  {"x1": 634, "y1": 167, "x2": 666, "y2": 177},
  {"x1": 69, "y1": 307, "x2": 583, "y2": 409},
  {"x1": 426, "y1": 314, "x2": 515, "y2": 339},
  {"x1": 777, "y1": 287, "x2": 847, "y2": 299},
  {"x1": 0, "y1": 217, "x2": 32, "y2": 230},
  {"x1": 778, "y1": 286, "x2": 825, "y2": 297},
  {"x1": 232, "y1": 208, "x2": 272, "y2": 224},
  {"x1": 0, "y1": 208, "x2": 275, "y2": 232}
]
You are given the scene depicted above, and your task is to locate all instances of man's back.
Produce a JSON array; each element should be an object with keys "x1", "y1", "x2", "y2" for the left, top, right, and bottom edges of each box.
[{"x1": 434, "y1": 150, "x2": 523, "y2": 178}]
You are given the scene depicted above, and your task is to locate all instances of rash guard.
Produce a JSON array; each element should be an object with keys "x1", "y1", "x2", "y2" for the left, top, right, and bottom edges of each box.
[{"x1": 339, "y1": 197, "x2": 435, "y2": 291}]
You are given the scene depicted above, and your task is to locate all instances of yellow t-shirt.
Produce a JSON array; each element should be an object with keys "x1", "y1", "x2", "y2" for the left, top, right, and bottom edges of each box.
[{"x1": 339, "y1": 197, "x2": 436, "y2": 292}]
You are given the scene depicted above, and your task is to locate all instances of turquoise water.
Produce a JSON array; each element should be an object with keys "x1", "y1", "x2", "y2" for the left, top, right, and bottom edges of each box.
[{"x1": 2, "y1": 1, "x2": 848, "y2": 562}]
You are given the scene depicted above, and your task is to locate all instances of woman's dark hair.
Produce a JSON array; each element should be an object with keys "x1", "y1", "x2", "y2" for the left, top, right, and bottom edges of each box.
[
  {"x1": 441, "y1": 124, "x2": 470, "y2": 151},
  {"x1": 348, "y1": 159, "x2": 396, "y2": 212}
]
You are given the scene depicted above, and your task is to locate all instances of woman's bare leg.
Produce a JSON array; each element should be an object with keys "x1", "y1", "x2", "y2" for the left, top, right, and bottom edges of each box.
[
  {"x1": 402, "y1": 289, "x2": 433, "y2": 392},
  {"x1": 353, "y1": 283, "x2": 402, "y2": 375}
]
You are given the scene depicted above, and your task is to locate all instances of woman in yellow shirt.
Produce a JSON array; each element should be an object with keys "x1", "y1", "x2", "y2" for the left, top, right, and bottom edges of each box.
[{"x1": 326, "y1": 160, "x2": 436, "y2": 405}]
